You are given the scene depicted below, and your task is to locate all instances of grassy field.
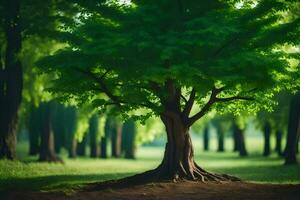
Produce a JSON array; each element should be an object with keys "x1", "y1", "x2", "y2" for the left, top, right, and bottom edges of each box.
[{"x1": 0, "y1": 137, "x2": 299, "y2": 192}]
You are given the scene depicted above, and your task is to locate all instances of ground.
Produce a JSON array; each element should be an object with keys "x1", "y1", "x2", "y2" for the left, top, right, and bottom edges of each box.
[{"x1": 0, "y1": 138, "x2": 299, "y2": 199}]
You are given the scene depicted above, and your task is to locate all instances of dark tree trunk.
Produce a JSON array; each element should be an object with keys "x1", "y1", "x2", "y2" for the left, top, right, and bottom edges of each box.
[
  {"x1": 203, "y1": 126, "x2": 209, "y2": 151},
  {"x1": 77, "y1": 133, "x2": 88, "y2": 156},
  {"x1": 217, "y1": 127, "x2": 225, "y2": 152},
  {"x1": 111, "y1": 122, "x2": 122, "y2": 158},
  {"x1": 233, "y1": 127, "x2": 239, "y2": 152},
  {"x1": 284, "y1": 92, "x2": 300, "y2": 165},
  {"x1": 89, "y1": 114, "x2": 99, "y2": 158},
  {"x1": 275, "y1": 130, "x2": 282, "y2": 156},
  {"x1": 38, "y1": 103, "x2": 61, "y2": 162},
  {"x1": 100, "y1": 136, "x2": 107, "y2": 158},
  {"x1": 233, "y1": 123, "x2": 247, "y2": 156},
  {"x1": 28, "y1": 105, "x2": 40, "y2": 155},
  {"x1": 263, "y1": 122, "x2": 271, "y2": 156},
  {"x1": 64, "y1": 106, "x2": 77, "y2": 158},
  {"x1": 122, "y1": 119, "x2": 136, "y2": 159},
  {"x1": 0, "y1": 0, "x2": 22, "y2": 160}
]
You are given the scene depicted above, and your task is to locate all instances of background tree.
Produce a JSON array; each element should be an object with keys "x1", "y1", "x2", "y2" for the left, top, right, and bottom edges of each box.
[
  {"x1": 122, "y1": 119, "x2": 136, "y2": 159},
  {"x1": 284, "y1": 91, "x2": 300, "y2": 164},
  {"x1": 39, "y1": 0, "x2": 300, "y2": 181}
]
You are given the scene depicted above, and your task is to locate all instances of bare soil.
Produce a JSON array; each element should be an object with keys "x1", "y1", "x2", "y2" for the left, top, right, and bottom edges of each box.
[{"x1": 2, "y1": 181, "x2": 300, "y2": 200}]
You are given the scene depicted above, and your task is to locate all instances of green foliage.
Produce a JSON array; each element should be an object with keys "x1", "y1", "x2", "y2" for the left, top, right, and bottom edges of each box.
[{"x1": 38, "y1": 0, "x2": 300, "y2": 124}]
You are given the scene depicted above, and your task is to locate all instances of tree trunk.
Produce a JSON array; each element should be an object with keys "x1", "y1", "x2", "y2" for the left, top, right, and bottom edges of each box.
[
  {"x1": 89, "y1": 114, "x2": 99, "y2": 158},
  {"x1": 68, "y1": 139, "x2": 77, "y2": 158},
  {"x1": 77, "y1": 133, "x2": 88, "y2": 156},
  {"x1": 100, "y1": 136, "x2": 107, "y2": 158},
  {"x1": 203, "y1": 126, "x2": 209, "y2": 151},
  {"x1": 28, "y1": 105, "x2": 40, "y2": 155},
  {"x1": 263, "y1": 122, "x2": 271, "y2": 156},
  {"x1": 138, "y1": 111, "x2": 239, "y2": 182},
  {"x1": 233, "y1": 127, "x2": 239, "y2": 152},
  {"x1": 111, "y1": 122, "x2": 122, "y2": 158},
  {"x1": 0, "y1": 0, "x2": 22, "y2": 160},
  {"x1": 275, "y1": 130, "x2": 282, "y2": 156},
  {"x1": 122, "y1": 119, "x2": 136, "y2": 159},
  {"x1": 233, "y1": 123, "x2": 247, "y2": 156},
  {"x1": 284, "y1": 92, "x2": 300, "y2": 165},
  {"x1": 38, "y1": 103, "x2": 61, "y2": 162},
  {"x1": 217, "y1": 127, "x2": 225, "y2": 152}
]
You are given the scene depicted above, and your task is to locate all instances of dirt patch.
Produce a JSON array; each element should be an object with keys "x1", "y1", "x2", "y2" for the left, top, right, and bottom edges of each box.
[{"x1": 2, "y1": 181, "x2": 300, "y2": 200}]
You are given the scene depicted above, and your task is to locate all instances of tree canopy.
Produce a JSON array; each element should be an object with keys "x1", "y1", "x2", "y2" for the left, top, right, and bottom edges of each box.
[{"x1": 39, "y1": 0, "x2": 300, "y2": 126}]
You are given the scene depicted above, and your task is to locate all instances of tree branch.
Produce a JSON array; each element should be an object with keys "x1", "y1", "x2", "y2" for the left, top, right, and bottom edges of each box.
[
  {"x1": 182, "y1": 88, "x2": 196, "y2": 118},
  {"x1": 180, "y1": 94, "x2": 188, "y2": 104}
]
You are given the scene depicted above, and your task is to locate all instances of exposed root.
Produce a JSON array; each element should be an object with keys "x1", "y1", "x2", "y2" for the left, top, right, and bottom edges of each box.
[{"x1": 84, "y1": 163, "x2": 241, "y2": 191}]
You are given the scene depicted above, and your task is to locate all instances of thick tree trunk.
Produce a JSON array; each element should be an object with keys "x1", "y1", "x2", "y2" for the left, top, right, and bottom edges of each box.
[
  {"x1": 38, "y1": 103, "x2": 61, "y2": 162},
  {"x1": 275, "y1": 130, "x2": 282, "y2": 156},
  {"x1": 0, "y1": 0, "x2": 22, "y2": 160},
  {"x1": 263, "y1": 122, "x2": 271, "y2": 156},
  {"x1": 284, "y1": 92, "x2": 300, "y2": 165},
  {"x1": 138, "y1": 111, "x2": 239, "y2": 182},
  {"x1": 203, "y1": 126, "x2": 209, "y2": 151}
]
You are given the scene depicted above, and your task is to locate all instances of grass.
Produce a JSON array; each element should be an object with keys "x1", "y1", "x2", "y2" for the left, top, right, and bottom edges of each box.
[{"x1": 0, "y1": 137, "x2": 299, "y2": 192}]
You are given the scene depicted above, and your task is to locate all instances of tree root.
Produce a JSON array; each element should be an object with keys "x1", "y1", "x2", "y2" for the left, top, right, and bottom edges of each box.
[{"x1": 84, "y1": 163, "x2": 240, "y2": 191}]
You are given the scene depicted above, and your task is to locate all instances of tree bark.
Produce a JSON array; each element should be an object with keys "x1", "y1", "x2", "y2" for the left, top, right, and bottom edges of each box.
[
  {"x1": 284, "y1": 92, "x2": 300, "y2": 164},
  {"x1": 68, "y1": 139, "x2": 77, "y2": 158},
  {"x1": 263, "y1": 121, "x2": 271, "y2": 156},
  {"x1": 233, "y1": 127, "x2": 239, "y2": 152},
  {"x1": 275, "y1": 130, "x2": 282, "y2": 156},
  {"x1": 203, "y1": 126, "x2": 209, "y2": 151},
  {"x1": 100, "y1": 136, "x2": 107, "y2": 158},
  {"x1": 0, "y1": 0, "x2": 22, "y2": 160}
]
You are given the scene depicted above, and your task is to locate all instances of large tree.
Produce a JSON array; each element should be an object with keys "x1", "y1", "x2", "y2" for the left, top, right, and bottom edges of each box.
[{"x1": 39, "y1": 0, "x2": 299, "y2": 182}]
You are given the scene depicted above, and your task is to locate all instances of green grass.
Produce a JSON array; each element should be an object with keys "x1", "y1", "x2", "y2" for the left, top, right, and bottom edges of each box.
[{"x1": 0, "y1": 137, "x2": 299, "y2": 192}]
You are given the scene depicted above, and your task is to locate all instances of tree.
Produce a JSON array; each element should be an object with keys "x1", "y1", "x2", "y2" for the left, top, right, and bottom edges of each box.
[
  {"x1": 0, "y1": 0, "x2": 22, "y2": 160},
  {"x1": 89, "y1": 114, "x2": 100, "y2": 158},
  {"x1": 39, "y1": 0, "x2": 300, "y2": 182},
  {"x1": 284, "y1": 91, "x2": 300, "y2": 164}
]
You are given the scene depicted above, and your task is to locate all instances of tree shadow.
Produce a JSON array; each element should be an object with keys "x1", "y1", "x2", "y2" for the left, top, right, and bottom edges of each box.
[{"x1": 0, "y1": 172, "x2": 134, "y2": 192}]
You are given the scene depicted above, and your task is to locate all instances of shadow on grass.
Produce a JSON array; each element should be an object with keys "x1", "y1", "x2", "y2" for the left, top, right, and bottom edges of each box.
[
  {"x1": 209, "y1": 164, "x2": 300, "y2": 183},
  {"x1": 0, "y1": 172, "x2": 134, "y2": 192}
]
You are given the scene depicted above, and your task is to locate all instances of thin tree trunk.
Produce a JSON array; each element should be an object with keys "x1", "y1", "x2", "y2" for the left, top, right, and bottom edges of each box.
[
  {"x1": 89, "y1": 114, "x2": 99, "y2": 158},
  {"x1": 284, "y1": 92, "x2": 300, "y2": 164},
  {"x1": 233, "y1": 127, "x2": 239, "y2": 152},
  {"x1": 100, "y1": 136, "x2": 107, "y2": 158},
  {"x1": 217, "y1": 127, "x2": 225, "y2": 152},
  {"x1": 263, "y1": 122, "x2": 271, "y2": 156},
  {"x1": 0, "y1": 0, "x2": 22, "y2": 160},
  {"x1": 68, "y1": 139, "x2": 77, "y2": 158},
  {"x1": 203, "y1": 126, "x2": 209, "y2": 151},
  {"x1": 275, "y1": 130, "x2": 282, "y2": 156}
]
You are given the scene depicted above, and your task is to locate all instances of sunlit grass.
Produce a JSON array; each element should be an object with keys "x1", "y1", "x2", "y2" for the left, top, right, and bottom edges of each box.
[{"x1": 0, "y1": 137, "x2": 299, "y2": 192}]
